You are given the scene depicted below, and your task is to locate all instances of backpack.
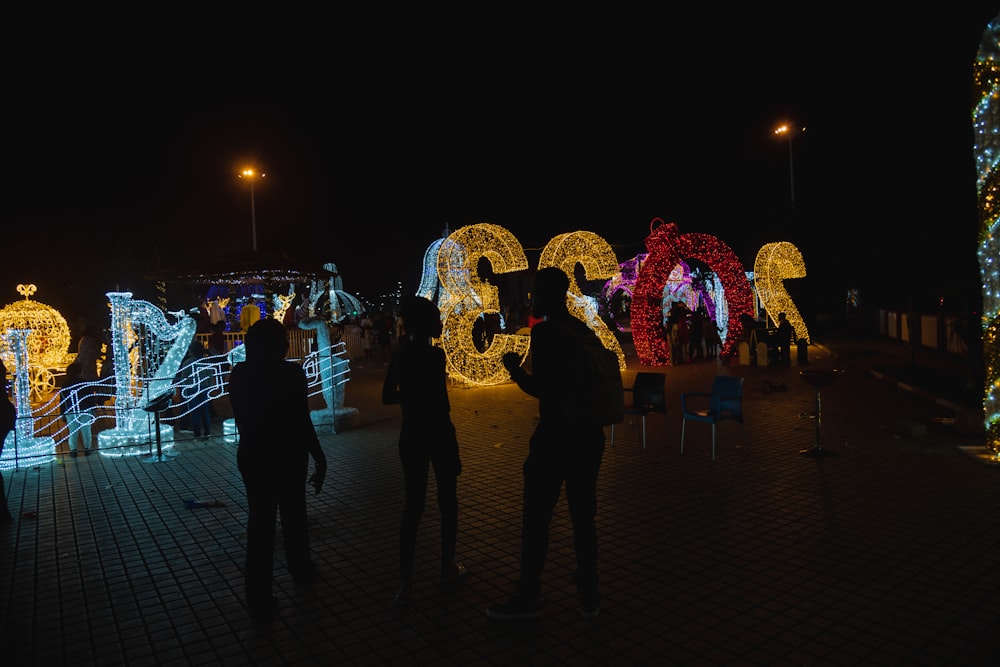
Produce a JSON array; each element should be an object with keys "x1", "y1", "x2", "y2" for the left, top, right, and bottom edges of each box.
[{"x1": 558, "y1": 320, "x2": 625, "y2": 426}]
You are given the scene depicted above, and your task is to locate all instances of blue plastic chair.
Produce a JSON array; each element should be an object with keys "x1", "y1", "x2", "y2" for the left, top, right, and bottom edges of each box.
[
  {"x1": 680, "y1": 375, "x2": 746, "y2": 460},
  {"x1": 611, "y1": 372, "x2": 666, "y2": 450}
]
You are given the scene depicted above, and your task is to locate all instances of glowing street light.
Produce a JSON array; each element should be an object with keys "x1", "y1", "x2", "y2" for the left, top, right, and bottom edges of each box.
[
  {"x1": 773, "y1": 124, "x2": 805, "y2": 205},
  {"x1": 238, "y1": 168, "x2": 265, "y2": 251}
]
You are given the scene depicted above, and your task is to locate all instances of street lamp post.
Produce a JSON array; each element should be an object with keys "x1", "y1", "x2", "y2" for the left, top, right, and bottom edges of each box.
[
  {"x1": 239, "y1": 168, "x2": 264, "y2": 251},
  {"x1": 773, "y1": 124, "x2": 804, "y2": 205}
]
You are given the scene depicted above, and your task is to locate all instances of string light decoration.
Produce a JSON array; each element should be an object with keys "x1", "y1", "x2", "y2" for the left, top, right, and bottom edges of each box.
[
  {"x1": 437, "y1": 223, "x2": 531, "y2": 385},
  {"x1": 417, "y1": 225, "x2": 455, "y2": 308},
  {"x1": 0, "y1": 284, "x2": 72, "y2": 374},
  {"x1": 298, "y1": 317, "x2": 354, "y2": 433},
  {"x1": 538, "y1": 231, "x2": 626, "y2": 369},
  {"x1": 96, "y1": 293, "x2": 197, "y2": 457},
  {"x1": 323, "y1": 263, "x2": 364, "y2": 322},
  {"x1": 0, "y1": 328, "x2": 56, "y2": 470},
  {"x1": 754, "y1": 241, "x2": 811, "y2": 344},
  {"x1": 631, "y1": 219, "x2": 754, "y2": 366},
  {"x1": 974, "y1": 17, "x2": 1000, "y2": 456},
  {"x1": 272, "y1": 286, "x2": 296, "y2": 322}
]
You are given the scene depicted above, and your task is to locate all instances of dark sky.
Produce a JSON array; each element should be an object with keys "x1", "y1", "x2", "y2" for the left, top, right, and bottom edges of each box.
[{"x1": 6, "y1": 7, "x2": 998, "y2": 327}]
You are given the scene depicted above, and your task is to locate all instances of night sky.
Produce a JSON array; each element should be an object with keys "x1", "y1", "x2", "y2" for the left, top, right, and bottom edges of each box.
[{"x1": 6, "y1": 7, "x2": 998, "y2": 330}]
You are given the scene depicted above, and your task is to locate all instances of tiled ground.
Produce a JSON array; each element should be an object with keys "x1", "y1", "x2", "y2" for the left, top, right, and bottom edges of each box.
[{"x1": 1, "y1": 340, "x2": 998, "y2": 666}]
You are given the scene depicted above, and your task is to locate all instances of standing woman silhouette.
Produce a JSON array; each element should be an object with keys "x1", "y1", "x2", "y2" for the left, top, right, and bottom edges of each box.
[{"x1": 382, "y1": 295, "x2": 466, "y2": 605}]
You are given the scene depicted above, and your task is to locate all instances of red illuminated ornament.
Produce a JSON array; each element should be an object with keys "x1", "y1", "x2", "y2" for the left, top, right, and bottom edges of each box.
[{"x1": 631, "y1": 219, "x2": 755, "y2": 366}]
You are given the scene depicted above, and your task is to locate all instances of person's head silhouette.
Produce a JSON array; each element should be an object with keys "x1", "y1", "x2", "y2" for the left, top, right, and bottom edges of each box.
[
  {"x1": 529, "y1": 267, "x2": 569, "y2": 319},
  {"x1": 244, "y1": 318, "x2": 289, "y2": 362},
  {"x1": 400, "y1": 296, "x2": 442, "y2": 340}
]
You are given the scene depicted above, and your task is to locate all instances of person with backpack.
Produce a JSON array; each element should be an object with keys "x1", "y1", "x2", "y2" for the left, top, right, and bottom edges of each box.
[{"x1": 488, "y1": 267, "x2": 606, "y2": 621}]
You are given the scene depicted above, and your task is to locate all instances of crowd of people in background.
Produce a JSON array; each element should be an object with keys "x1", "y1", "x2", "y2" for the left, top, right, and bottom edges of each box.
[{"x1": 665, "y1": 300, "x2": 723, "y2": 365}]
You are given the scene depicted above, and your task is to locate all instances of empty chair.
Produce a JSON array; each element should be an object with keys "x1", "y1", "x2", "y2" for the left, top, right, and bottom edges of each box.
[
  {"x1": 680, "y1": 375, "x2": 746, "y2": 460},
  {"x1": 611, "y1": 371, "x2": 666, "y2": 449}
]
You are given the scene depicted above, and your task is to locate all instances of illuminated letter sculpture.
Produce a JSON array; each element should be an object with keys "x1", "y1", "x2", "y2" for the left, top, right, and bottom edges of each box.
[
  {"x1": 754, "y1": 241, "x2": 811, "y2": 344},
  {"x1": 538, "y1": 231, "x2": 626, "y2": 369},
  {"x1": 437, "y1": 223, "x2": 531, "y2": 385}
]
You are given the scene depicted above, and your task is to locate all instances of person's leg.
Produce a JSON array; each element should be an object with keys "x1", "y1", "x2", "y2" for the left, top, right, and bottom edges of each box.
[
  {"x1": 565, "y1": 435, "x2": 605, "y2": 611},
  {"x1": 79, "y1": 416, "x2": 93, "y2": 454},
  {"x1": 0, "y1": 469, "x2": 10, "y2": 522},
  {"x1": 67, "y1": 415, "x2": 84, "y2": 454},
  {"x1": 516, "y1": 450, "x2": 562, "y2": 601},
  {"x1": 399, "y1": 442, "x2": 429, "y2": 581},
  {"x1": 430, "y1": 432, "x2": 461, "y2": 574},
  {"x1": 240, "y1": 469, "x2": 279, "y2": 618},
  {"x1": 278, "y1": 475, "x2": 314, "y2": 583},
  {"x1": 487, "y1": 440, "x2": 561, "y2": 620}
]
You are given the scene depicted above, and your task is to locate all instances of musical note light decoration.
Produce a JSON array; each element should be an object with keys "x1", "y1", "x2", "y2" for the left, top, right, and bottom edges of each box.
[{"x1": 973, "y1": 17, "x2": 1000, "y2": 456}]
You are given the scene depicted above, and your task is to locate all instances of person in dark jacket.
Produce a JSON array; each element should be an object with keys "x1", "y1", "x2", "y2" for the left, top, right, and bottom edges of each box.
[
  {"x1": 228, "y1": 318, "x2": 327, "y2": 629},
  {"x1": 488, "y1": 267, "x2": 606, "y2": 621},
  {"x1": 382, "y1": 295, "x2": 466, "y2": 605}
]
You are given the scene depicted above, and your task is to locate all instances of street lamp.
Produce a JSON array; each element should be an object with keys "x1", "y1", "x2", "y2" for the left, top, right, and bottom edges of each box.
[
  {"x1": 238, "y1": 168, "x2": 265, "y2": 251},
  {"x1": 773, "y1": 124, "x2": 804, "y2": 205}
]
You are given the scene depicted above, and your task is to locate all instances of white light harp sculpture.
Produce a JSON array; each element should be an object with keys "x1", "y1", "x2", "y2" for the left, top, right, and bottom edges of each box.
[{"x1": 96, "y1": 292, "x2": 196, "y2": 457}]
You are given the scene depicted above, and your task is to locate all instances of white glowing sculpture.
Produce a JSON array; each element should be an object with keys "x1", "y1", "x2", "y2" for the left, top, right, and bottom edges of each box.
[
  {"x1": 298, "y1": 317, "x2": 354, "y2": 433},
  {"x1": 754, "y1": 241, "x2": 811, "y2": 344},
  {"x1": 538, "y1": 231, "x2": 625, "y2": 369},
  {"x1": 96, "y1": 293, "x2": 197, "y2": 457},
  {"x1": 0, "y1": 329, "x2": 56, "y2": 470}
]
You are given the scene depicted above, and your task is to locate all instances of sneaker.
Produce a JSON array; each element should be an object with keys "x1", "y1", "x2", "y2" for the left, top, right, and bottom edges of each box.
[
  {"x1": 581, "y1": 595, "x2": 602, "y2": 619},
  {"x1": 486, "y1": 594, "x2": 541, "y2": 621},
  {"x1": 395, "y1": 581, "x2": 413, "y2": 607}
]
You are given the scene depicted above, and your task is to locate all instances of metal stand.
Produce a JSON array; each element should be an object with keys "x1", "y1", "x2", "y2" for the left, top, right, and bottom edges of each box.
[
  {"x1": 142, "y1": 392, "x2": 177, "y2": 464},
  {"x1": 799, "y1": 369, "x2": 842, "y2": 458}
]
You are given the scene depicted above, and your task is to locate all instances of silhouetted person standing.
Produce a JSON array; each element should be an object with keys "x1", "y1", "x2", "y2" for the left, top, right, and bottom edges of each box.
[
  {"x1": 489, "y1": 267, "x2": 605, "y2": 620},
  {"x1": 775, "y1": 312, "x2": 794, "y2": 366},
  {"x1": 382, "y1": 296, "x2": 466, "y2": 605},
  {"x1": 1, "y1": 360, "x2": 14, "y2": 525},
  {"x1": 228, "y1": 318, "x2": 327, "y2": 629}
]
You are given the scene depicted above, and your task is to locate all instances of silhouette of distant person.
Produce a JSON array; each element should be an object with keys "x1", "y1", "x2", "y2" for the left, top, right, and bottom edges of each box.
[
  {"x1": 382, "y1": 295, "x2": 466, "y2": 605},
  {"x1": 228, "y1": 318, "x2": 328, "y2": 629},
  {"x1": 1, "y1": 360, "x2": 14, "y2": 525},
  {"x1": 76, "y1": 324, "x2": 102, "y2": 381},
  {"x1": 775, "y1": 312, "x2": 794, "y2": 366},
  {"x1": 60, "y1": 362, "x2": 98, "y2": 456},
  {"x1": 688, "y1": 306, "x2": 706, "y2": 361},
  {"x1": 489, "y1": 267, "x2": 605, "y2": 620},
  {"x1": 179, "y1": 341, "x2": 213, "y2": 438},
  {"x1": 208, "y1": 320, "x2": 227, "y2": 357}
]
